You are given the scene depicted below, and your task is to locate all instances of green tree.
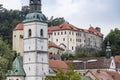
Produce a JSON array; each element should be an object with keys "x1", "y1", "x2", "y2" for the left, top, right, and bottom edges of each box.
[
  {"x1": 0, "y1": 9, "x2": 20, "y2": 46},
  {"x1": 48, "y1": 17, "x2": 68, "y2": 27},
  {"x1": 61, "y1": 54, "x2": 75, "y2": 60},
  {"x1": 104, "y1": 28, "x2": 120, "y2": 56},
  {"x1": 46, "y1": 68, "x2": 82, "y2": 80},
  {"x1": 0, "y1": 39, "x2": 14, "y2": 80}
]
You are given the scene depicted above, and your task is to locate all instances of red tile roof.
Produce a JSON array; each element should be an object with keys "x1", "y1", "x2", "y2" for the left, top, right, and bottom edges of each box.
[
  {"x1": 13, "y1": 23, "x2": 24, "y2": 31},
  {"x1": 48, "y1": 23, "x2": 79, "y2": 33},
  {"x1": 114, "y1": 56, "x2": 120, "y2": 67},
  {"x1": 89, "y1": 70, "x2": 114, "y2": 80},
  {"x1": 49, "y1": 60, "x2": 69, "y2": 73},
  {"x1": 106, "y1": 71, "x2": 120, "y2": 80},
  {"x1": 89, "y1": 70, "x2": 120, "y2": 80},
  {"x1": 48, "y1": 41, "x2": 64, "y2": 51},
  {"x1": 88, "y1": 26, "x2": 103, "y2": 37}
]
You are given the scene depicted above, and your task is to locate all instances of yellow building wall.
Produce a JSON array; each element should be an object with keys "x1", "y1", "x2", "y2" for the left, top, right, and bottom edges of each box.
[{"x1": 13, "y1": 30, "x2": 23, "y2": 56}]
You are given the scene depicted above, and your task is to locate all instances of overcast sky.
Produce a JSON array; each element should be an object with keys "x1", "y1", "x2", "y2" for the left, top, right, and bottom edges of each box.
[{"x1": 0, "y1": 0, "x2": 120, "y2": 37}]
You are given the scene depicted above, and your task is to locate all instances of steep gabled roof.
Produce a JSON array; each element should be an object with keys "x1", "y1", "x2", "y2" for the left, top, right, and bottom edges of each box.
[
  {"x1": 48, "y1": 41, "x2": 64, "y2": 51},
  {"x1": 88, "y1": 70, "x2": 114, "y2": 80},
  {"x1": 114, "y1": 56, "x2": 120, "y2": 67},
  {"x1": 49, "y1": 60, "x2": 69, "y2": 73},
  {"x1": 6, "y1": 56, "x2": 26, "y2": 77},
  {"x1": 106, "y1": 70, "x2": 120, "y2": 80},
  {"x1": 88, "y1": 26, "x2": 103, "y2": 37},
  {"x1": 87, "y1": 70, "x2": 120, "y2": 80}
]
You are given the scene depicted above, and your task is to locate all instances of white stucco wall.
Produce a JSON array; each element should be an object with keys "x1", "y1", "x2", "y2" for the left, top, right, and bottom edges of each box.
[
  {"x1": 49, "y1": 47, "x2": 64, "y2": 54},
  {"x1": 23, "y1": 21, "x2": 49, "y2": 80}
]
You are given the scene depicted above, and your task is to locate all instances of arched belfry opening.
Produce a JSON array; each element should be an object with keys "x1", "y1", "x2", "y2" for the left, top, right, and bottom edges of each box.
[{"x1": 28, "y1": 29, "x2": 32, "y2": 37}]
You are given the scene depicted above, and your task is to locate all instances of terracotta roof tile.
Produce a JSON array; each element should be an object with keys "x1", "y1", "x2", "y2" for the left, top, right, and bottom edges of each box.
[
  {"x1": 48, "y1": 41, "x2": 64, "y2": 50},
  {"x1": 114, "y1": 56, "x2": 120, "y2": 67},
  {"x1": 48, "y1": 23, "x2": 79, "y2": 34},
  {"x1": 89, "y1": 70, "x2": 114, "y2": 80},
  {"x1": 49, "y1": 60, "x2": 69, "y2": 73},
  {"x1": 88, "y1": 26, "x2": 103, "y2": 37},
  {"x1": 106, "y1": 71, "x2": 120, "y2": 80},
  {"x1": 13, "y1": 23, "x2": 24, "y2": 31}
]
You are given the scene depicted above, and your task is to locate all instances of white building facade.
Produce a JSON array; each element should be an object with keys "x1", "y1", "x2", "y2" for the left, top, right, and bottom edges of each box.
[{"x1": 48, "y1": 24, "x2": 103, "y2": 54}]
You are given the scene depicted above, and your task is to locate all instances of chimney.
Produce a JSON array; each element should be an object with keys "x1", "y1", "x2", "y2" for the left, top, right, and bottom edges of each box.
[
  {"x1": 97, "y1": 69, "x2": 100, "y2": 73},
  {"x1": 96, "y1": 27, "x2": 101, "y2": 32}
]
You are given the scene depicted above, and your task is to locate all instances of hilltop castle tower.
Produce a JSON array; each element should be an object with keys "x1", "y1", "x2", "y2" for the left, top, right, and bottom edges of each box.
[{"x1": 23, "y1": 0, "x2": 48, "y2": 80}]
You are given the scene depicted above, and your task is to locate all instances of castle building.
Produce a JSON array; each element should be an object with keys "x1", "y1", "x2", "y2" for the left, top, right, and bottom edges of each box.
[
  {"x1": 13, "y1": 23, "x2": 103, "y2": 56},
  {"x1": 48, "y1": 23, "x2": 103, "y2": 54},
  {"x1": 12, "y1": 2, "x2": 103, "y2": 56}
]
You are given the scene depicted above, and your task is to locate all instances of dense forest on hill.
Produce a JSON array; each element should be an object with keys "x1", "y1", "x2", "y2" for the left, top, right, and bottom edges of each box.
[
  {"x1": 0, "y1": 9, "x2": 20, "y2": 80},
  {"x1": 0, "y1": 9, "x2": 20, "y2": 46}
]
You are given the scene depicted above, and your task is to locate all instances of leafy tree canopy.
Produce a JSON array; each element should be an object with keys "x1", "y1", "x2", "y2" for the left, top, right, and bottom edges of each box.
[
  {"x1": 104, "y1": 28, "x2": 120, "y2": 56},
  {"x1": 0, "y1": 39, "x2": 14, "y2": 80},
  {"x1": 0, "y1": 9, "x2": 20, "y2": 46},
  {"x1": 48, "y1": 17, "x2": 68, "y2": 27},
  {"x1": 46, "y1": 68, "x2": 82, "y2": 80}
]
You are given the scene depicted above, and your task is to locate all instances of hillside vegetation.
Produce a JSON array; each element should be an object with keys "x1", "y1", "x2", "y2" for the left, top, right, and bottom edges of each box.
[{"x1": 0, "y1": 9, "x2": 20, "y2": 46}]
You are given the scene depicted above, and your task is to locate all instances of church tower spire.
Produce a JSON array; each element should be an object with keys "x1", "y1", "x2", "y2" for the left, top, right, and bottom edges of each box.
[
  {"x1": 23, "y1": 0, "x2": 49, "y2": 80},
  {"x1": 106, "y1": 41, "x2": 111, "y2": 58},
  {"x1": 30, "y1": 0, "x2": 41, "y2": 12},
  {"x1": 23, "y1": 0, "x2": 47, "y2": 23}
]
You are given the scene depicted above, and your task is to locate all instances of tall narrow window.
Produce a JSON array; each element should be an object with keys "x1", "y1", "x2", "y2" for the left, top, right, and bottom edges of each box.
[
  {"x1": 40, "y1": 29, "x2": 43, "y2": 37},
  {"x1": 28, "y1": 29, "x2": 32, "y2": 37}
]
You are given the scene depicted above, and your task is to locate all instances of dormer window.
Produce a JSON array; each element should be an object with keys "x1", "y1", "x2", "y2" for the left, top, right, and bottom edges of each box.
[
  {"x1": 28, "y1": 29, "x2": 32, "y2": 37},
  {"x1": 40, "y1": 29, "x2": 43, "y2": 37}
]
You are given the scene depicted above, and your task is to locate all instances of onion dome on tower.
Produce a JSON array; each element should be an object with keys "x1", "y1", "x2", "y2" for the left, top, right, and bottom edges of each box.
[{"x1": 23, "y1": 0, "x2": 47, "y2": 22}]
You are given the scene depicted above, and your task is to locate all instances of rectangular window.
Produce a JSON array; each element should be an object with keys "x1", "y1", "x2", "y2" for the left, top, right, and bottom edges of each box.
[
  {"x1": 72, "y1": 46, "x2": 74, "y2": 50},
  {"x1": 76, "y1": 33, "x2": 78, "y2": 36},
  {"x1": 80, "y1": 39, "x2": 81, "y2": 42},
  {"x1": 69, "y1": 32, "x2": 71, "y2": 35},
  {"x1": 56, "y1": 39, "x2": 58, "y2": 42},
  {"x1": 61, "y1": 32, "x2": 63, "y2": 35},
  {"x1": 63, "y1": 38, "x2": 65, "y2": 41},
  {"x1": 54, "y1": 32, "x2": 56, "y2": 35},
  {"x1": 64, "y1": 31, "x2": 66, "y2": 35}
]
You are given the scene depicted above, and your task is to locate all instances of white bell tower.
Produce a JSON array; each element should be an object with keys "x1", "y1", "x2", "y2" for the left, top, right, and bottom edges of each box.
[{"x1": 23, "y1": 0, "x2": 48, "y2": 80}]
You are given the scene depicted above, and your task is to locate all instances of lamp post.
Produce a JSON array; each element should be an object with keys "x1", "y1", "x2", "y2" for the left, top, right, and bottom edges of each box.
[{"x1": 73, "y1": 59, "x2": 97, "y2": 75}]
